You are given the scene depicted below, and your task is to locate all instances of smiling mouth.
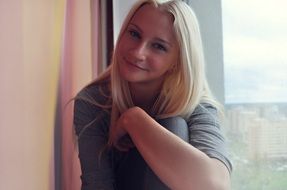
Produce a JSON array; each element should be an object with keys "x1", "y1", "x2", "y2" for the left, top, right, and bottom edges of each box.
[{"x1": 124, "y1": 58, "x2": 148, "y2": 71}]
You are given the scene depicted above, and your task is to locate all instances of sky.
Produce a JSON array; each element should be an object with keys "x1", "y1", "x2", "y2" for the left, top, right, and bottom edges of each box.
[{"x1": 222, "y1": 0, "x2": 287, "y2": 103}]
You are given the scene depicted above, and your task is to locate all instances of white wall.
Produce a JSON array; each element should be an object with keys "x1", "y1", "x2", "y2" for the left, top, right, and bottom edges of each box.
[
  {"x1": 190, "y1": 0, "x2": 225, "y2": 103},
  {"x1": 113, "y1": 0, "x2": 137, "y2": 43}
]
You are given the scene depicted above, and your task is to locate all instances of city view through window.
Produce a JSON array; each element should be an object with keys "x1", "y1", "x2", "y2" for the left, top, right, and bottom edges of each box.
[{"x1": 222, "y1": 0, "x2": 287, "y2": 189}]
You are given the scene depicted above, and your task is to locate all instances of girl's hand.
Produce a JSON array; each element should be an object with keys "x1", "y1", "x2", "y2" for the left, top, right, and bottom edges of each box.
[
  {"x1": 113, "y1": 135, "x2": 134, "y2": 151},
  {"x1": 109, "y1": 107, "x2": 144, "y2": 151}
]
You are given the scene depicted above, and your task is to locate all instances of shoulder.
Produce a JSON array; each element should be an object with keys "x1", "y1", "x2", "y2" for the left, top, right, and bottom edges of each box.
[
  {"x1": 76, "y1": 80, "x2": 111, "y2": 104},
  {"x1": 187, "y1": 103, "x2": 220, "y2": 127},
  {"x1": 73, "y1": 81, "x2": 112, "y2": 136},
  {"x1": 187, "y1": 103, "x2": 233, "y2": 173}
]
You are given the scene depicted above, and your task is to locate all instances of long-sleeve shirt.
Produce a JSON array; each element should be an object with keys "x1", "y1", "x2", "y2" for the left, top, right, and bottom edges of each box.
[{"x1": 73, "y1": 81, "x2": 232, "y2": 190}]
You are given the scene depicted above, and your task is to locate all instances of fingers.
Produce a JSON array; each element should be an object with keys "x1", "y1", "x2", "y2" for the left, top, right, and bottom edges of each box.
[{"x1": 114, "y1": 135, "x2": 135, "y2": 152}]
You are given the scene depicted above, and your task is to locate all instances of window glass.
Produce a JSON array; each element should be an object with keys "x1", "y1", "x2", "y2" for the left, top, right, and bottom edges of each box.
[{"x1": 222, "y1": 0, "x2": 287, "y2": 189}]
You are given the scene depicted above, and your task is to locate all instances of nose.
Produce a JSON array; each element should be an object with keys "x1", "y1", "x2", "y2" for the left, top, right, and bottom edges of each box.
[{"x1": 129, "y1": 42, "x2": 147, "y2": 62}]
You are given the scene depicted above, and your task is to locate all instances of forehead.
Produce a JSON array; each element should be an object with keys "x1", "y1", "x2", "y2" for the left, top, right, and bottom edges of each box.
[{"x1": 129, "y1": 4, "x2": 176, "y2": 42}]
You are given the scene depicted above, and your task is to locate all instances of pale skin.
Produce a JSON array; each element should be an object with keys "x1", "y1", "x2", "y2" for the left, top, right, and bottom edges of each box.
[{"x1": 110, "y1": 4, "x2": 230, "y2": 190}]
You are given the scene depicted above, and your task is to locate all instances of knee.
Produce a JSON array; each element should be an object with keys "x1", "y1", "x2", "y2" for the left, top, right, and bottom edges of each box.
[{"x1": 157, "y1": 117, "x2": 189, "y2": 142}]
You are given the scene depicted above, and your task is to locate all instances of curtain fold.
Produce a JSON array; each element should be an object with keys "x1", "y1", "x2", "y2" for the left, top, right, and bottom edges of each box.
[
  {"x1": 91, "y1": 0, "x2": 100, "y2": 77},
  {"x1": 57, "y1": 0, "x2": 93, "y2": 190},
  {"x1": 0, "y1": 0, "x2": 65, "y2": 189},
  {"x1": 0, "y1": 0, "x2": 100, "y2": 189}
]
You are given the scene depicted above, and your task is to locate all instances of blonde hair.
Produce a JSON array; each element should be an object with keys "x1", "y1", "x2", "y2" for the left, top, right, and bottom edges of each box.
[{"x1": 89, "y1": 0, "x2": 220, "y2": 126}]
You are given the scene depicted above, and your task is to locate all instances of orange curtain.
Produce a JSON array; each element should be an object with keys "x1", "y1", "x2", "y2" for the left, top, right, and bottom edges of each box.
[{"x1": 0, "y1": 0, "x2": 100, "y2": 189}]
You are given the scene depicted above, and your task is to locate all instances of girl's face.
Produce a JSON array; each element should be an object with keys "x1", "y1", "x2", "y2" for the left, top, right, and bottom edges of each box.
[{"x1": 117, "y1": 4, "x2": 179, "y2": 88}]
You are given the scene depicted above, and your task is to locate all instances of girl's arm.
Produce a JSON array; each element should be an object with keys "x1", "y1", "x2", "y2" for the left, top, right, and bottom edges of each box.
[{"x1": 110, "y1": 106, "x2": 230, "y2": 190}]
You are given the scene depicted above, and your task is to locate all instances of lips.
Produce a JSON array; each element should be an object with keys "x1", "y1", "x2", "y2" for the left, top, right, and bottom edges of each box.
[{"x1": 123, "y1": 57, "x2": 148, "y2": 71}]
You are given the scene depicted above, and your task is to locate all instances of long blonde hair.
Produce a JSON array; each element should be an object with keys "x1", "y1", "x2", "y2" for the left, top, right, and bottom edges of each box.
[{"x1": 90, "y1": 0, "x2": 220, "y2": 126}]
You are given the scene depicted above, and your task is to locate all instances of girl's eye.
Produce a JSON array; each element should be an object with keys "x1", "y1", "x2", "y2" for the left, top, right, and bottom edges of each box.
[
  {"x1": 128, "y1": 29, "x2": 140, "y2": 39},
  {"x1": 152, "y1": 43, "x2": 167, "y2": 52}
]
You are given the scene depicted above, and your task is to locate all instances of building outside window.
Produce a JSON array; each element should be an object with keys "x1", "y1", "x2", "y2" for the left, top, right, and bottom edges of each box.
[{"x1": 222, "y1": 0, "x2": 287, "y2": 189}]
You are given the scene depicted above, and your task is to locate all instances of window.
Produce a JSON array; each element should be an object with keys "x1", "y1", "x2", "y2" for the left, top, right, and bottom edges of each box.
[
  {"x1": 113, "y1": 0, "x2": 287, "y2": 188},
  {"x1": 222, "y1": 0, "x2": 287, "y2": 189}
]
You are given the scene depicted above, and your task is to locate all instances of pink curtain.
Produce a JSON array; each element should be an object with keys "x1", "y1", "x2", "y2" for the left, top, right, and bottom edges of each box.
[
  {"x1": 0, "y1": 0, "x2": 66, "y2": 189},
  {"x1": 91, "y1": 0, "x2": 100, "y2": 78},
  {"x1": 0, "y1": 0, "x2": 101, "y2": 189},
  {"x1": 58, "y1": 0, "x2": 100, "y2": 190}
]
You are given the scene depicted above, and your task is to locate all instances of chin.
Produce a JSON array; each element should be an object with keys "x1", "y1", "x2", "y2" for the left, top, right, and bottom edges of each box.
[{"x1": 121, "y1": 75, "x2": 140, "y2": 83}]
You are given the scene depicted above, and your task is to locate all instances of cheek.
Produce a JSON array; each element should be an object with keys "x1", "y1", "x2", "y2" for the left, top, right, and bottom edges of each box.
[
  {"x1": 117, "y1": 41, "x2": 125, "y2": 55},
  {"x1": 152, "y1": 57, "x2": 174, "y2": 72},
  {"x1": 117, "y1": 36, "x2": 128, "y2": 54},
  {"x1": 118, "y1": 34, "x2": 133, "y2": 52}
]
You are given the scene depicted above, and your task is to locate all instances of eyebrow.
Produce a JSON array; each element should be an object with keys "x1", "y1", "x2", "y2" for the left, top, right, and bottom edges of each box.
[
  {"x1": 129, "y1": 23, "x2": 173, "y2": 47},
  {"x1": 154, "y1": 37, "x2": 172, "y2": 47}
]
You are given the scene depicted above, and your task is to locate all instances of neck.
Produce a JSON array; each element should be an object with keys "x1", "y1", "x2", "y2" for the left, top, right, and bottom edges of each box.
[{"x1": 129, "y1": 82, "x2": 161, "y2": 113}]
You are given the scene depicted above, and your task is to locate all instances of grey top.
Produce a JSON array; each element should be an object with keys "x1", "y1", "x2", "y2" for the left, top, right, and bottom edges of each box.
[{"x1": 74, "y1": 81, "x2": 232, "y2": 190}]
